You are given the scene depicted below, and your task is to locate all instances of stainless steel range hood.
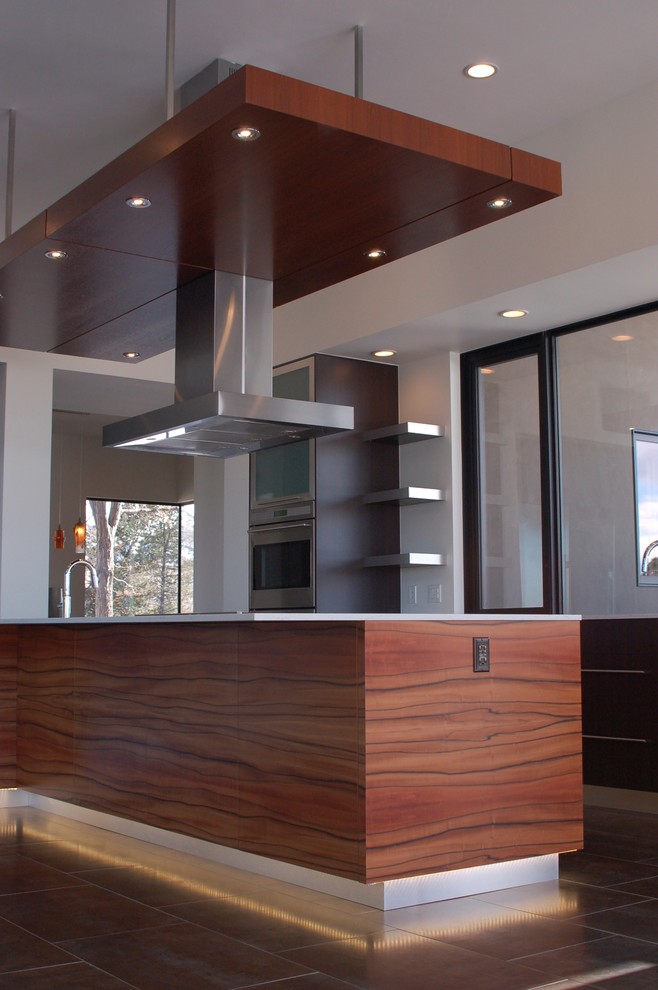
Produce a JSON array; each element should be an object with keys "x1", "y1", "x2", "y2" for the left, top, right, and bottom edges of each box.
[{"x1": 103, "y1": 271, "x2": 354, "y2": 457}]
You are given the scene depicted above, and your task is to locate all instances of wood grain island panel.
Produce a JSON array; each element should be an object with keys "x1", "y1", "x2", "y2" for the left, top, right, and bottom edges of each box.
[
  {"x1": 363, "y1": 620, "x2": 583, "y2": 882},
  {"x1": 237, "y1": 622, "x2": 364, "y2": 879},
  {"x1": 14, "y1": 617, "x2": 582, "y2": 885},
  {"x1": 0, "y1": 625, "x2": 18, "y2": 787}
]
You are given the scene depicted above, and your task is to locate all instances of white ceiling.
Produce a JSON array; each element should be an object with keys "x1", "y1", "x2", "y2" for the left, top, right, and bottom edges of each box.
[{"x1": 2, "y1": 0, "x2": 658, "y2": 395}]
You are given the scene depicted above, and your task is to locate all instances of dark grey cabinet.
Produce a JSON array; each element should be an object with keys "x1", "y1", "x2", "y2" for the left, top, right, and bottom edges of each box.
[
  {"x1": 252, "y1": 354, "x2": 401, "y2": 613},
  {"x1": 580, "y1": 618, "x2": 658, "y2": 792}
]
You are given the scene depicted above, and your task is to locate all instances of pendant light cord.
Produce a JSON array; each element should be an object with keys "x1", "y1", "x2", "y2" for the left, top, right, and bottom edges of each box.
[
  {"x1": 5, "y1": 108, "x2": 15, "y2": 239},
  {"x1": 57, "y1": 431, "x2": 63, "y2": 524},
  {"x1": 79, "y1": 431, "x2": 83, "y2": 519}
]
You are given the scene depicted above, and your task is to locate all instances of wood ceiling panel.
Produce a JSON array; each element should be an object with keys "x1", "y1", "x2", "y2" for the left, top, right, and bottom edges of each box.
[
  {"x1": 0, "y1": 65, "x2": 561, "y2": 361},
  {"x1": 48, "y1": 291, "x2": 179, "y2": 362},
  {"x1": 0, "y1": 238, "x2": 204, "y2": 354}
]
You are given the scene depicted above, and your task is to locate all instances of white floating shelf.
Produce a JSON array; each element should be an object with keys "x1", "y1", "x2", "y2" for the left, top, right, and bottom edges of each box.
[
  {"x1": 364, "y1": 553, "x2": 446, "y2": 567},
  {"x1": 362, "y1": 422, "x2": 445, "y2": 444},
  {"x1": 363, "y1": 487, "x2": 445, "y2": 506}
]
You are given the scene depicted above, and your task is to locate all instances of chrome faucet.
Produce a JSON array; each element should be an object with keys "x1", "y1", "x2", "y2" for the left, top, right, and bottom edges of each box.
[
  {"x1": 641, "y1": 539, "x2": 658, "y2": 576},
  {"x1": 63, "y1": 558, "x2": 99, "y2": 618}
]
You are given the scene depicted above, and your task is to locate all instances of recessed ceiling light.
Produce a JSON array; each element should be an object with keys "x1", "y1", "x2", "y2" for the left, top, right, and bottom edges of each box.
[
  {"x1": 232, "y1": 126, "x2": 260, "y2": 141},
  {"x1": 612, "y1": 334, "x2": 634, "y2": 341},
  {"x1": 45, "y1": 249, "x2": 68, "y2": 260},
  {"x1": 480, "y1": 367, "x2": 495, "y2": 375},
  {"x1": 487, "y1": 197, "x2": 513, "y2": 209},
  {"x1": 123, "y1": 350, "x2": 140, "y2": 359},
  {"x1": 125, "y1": 196, "x2": 151, "y2": 209},
  {"x1": 465, "y1": 63, "x2": 498, "y2": 79},
  {"x1": 364, "y1": 248, "x2": 387, "y2": 260},
  {"x1": 372, "y1": 349, "x2": 397, "y2": 358},
  {"x1": 499, "y1": 309, "x2": 528, "y2": 319}
]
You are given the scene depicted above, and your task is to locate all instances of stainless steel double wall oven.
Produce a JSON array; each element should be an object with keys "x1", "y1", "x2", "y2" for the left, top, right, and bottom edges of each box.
[{"x1": 249, "y1": 360, "x2": 316, "y2": 611}]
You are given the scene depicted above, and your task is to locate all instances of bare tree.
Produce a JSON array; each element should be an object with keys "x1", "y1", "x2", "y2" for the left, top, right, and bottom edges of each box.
[
  {"x1": 89, "y1": 500, "x2": 123, "y2": 617},
  {"x1": 85, "y1": 500, "x2": 188, "y2": 616}
]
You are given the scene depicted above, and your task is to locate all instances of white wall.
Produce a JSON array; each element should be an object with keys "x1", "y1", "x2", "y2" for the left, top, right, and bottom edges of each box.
[
  {"x1": 0, "y1": 344, "x2": 253, "y2": 619},
  {"x1": 49, "y1": 416, "x2": 193, "y2": 616},
  {"x1": 273, "y1": 78, "x2": 658, "y2": 364},
  {"x1": 0, "y1": 354, "x2": 53, "y2": 618},
  {"x1": 0, "y1": 346, "x2": 187, "y2": 618},
  {"x1": 192, "y1": 455, "x2": 249, "y2": 614}
]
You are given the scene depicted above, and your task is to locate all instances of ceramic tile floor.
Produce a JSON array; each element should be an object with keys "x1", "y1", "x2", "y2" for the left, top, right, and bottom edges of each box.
[{"x1": 0, "y1": 804, "x2": 657, "y2": 989}]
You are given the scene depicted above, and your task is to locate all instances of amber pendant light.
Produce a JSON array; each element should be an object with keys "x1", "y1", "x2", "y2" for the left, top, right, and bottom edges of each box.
[
  {"x1": 74, "y1": 431, "x2": 85, "y2": 553},
  {"x1": 74, "y1": 517, "x2": 85, "y2": 553}
]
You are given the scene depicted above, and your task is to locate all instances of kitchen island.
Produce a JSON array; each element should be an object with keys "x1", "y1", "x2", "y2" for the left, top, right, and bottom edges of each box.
[{"x1": 2, "y1": 614, "x2": 582, "y2": 907}]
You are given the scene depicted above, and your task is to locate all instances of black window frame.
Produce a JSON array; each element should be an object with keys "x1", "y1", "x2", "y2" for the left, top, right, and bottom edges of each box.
[
  {"x1": 461, "y1": 332, "x2": 561, "y2": 614},
  {"x1": 461, "y1": 299, "x2": 658, "y2": 614}
]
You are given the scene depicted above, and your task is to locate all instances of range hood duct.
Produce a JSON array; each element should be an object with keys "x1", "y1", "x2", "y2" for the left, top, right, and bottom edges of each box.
[{"x1": 103, "y1": 271, "x2": 354, "y2": 457}]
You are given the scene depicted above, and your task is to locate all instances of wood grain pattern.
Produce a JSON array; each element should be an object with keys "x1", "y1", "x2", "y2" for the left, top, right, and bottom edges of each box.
[
  {"x1": 362, "y1": 620, "x2": 582, "y2": 882},
  {"x1": 237, "y1": 623, "x2": 364, "y2": 879},
  {"x1": 15, "y1": 618, "x2": 582, "y2": 885},
  {"x1": 0, "y1": 626, "x2": 18, "y2": 786},
  {"x1": 17, "y1": 625, "x2": 77, "y2": 801},
  {"x1": 0, "y1": 65, "x2": 560, "y2": 360}
]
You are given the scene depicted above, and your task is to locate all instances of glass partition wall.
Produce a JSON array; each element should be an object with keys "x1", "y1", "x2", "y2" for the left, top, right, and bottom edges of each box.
[
  {"x1": 462, "y1": 334, "x2": 559, "y2": 613},
  {"x1": 462, "y1": 304, "x2": 658, "y2": 616},
  {"x1": 478, "y1": 354, "x2": 543, "y2": 609},
  {"x1": 557, "y1": 311, "x2": 658, "y2": 615}
]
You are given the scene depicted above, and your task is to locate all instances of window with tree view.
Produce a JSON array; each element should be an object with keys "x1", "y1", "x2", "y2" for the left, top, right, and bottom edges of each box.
[{"x1": 84, "y1": 500, "x2": 194, "y2": 617}]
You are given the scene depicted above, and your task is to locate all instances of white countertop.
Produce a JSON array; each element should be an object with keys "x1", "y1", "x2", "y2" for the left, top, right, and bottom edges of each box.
[{"x1": 5, "y1": 612, "x2": 582, "y2": 624}]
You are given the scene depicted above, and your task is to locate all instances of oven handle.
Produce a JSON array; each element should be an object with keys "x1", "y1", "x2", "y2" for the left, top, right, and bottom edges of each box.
[{"x1": 249, "y1": 521, "x2": 313, "y2": 533}]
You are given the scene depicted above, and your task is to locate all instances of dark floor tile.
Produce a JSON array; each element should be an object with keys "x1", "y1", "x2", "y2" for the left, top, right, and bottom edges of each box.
[
  {"x1": 0, "y1": 810, "x2": 54, "y2": 849},
  {"x1": 479, "y1": 878, "x2": 651, "y2": 919},
  {"x1": 382, "y1": 895, "x2": 531, "y2": 938},
  {"x1": 261, "y1": 881, "x2": 380, "y2": 916},
  {"x1": 613, "y1": 874, "x2": 658, "y2": 897},
  {"x1": 560, "y1": 851, "x2": 658, "y2": 886},
  {"x1": 571, "y1": 899, "x2": 658, "y2": 944},
  {"x1": 281, "y1": 929, "x2": 553, "y2": 990},
  {"x1": 586, "y1": 840, "x2": 658, "y2": 864},
  {"x1": 167, "y1": 892, "x2": 388, "y2": 951},
  {"x1": 240, "y1": 977, "x2": 361, "y2": 990},
  {"x1": 60, "y1": 920, "x2": 313, "y2": 990},
  {"x1": 582, "y1": 808, "x2": 658, "y2": 863},
  {"x1": 585, "y1": 808, "x2": 658, "y2": 842},
  {"x1": 16, "y1": 822, "x2": 196, "y2": 870},
  {"x1": 0, "y1": 803, "x2": 655, "y2": 990},
  {"x1": 0, "y1": 883, "x2": 176, "y2": 941},
  {"x1": 75, "y1": 862, "x2": 263, "y2": 907},
  {"x1": 384, "y1": 890, "x2": 607, "y2": 961},
  {"x1": 0, "y1": 851, "x2": 86, "y2": 895},
  {"x1": 0, "y1": 916, "x2": 75, "y2": 974},
  {"x1": 0, "y1": 962, "x2": 136, "y2": 988},
  {"x1": 18, "y1": 838, "x2": 142, "y2": 874},
  {"x1": 0, "y1": 809, "x2": 98, "y2": 847},
  {"x1": 583, "y1": 831, "x2": 658, "y2": 863},
  {"x1": 518, "y1": 933, "x2": 658, "y2": 989}
]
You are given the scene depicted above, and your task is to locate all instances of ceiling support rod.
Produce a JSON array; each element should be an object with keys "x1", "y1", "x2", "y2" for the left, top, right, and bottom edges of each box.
[
  {"x1": 354, "y1": 25, "x2": 364, "y2": 98},
  {"x1": 4, "y1": 109, "x2": 15, "y2": 239},
  {"x1": 165, "y1": 0, "x2": 176, "y2": 120}
]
